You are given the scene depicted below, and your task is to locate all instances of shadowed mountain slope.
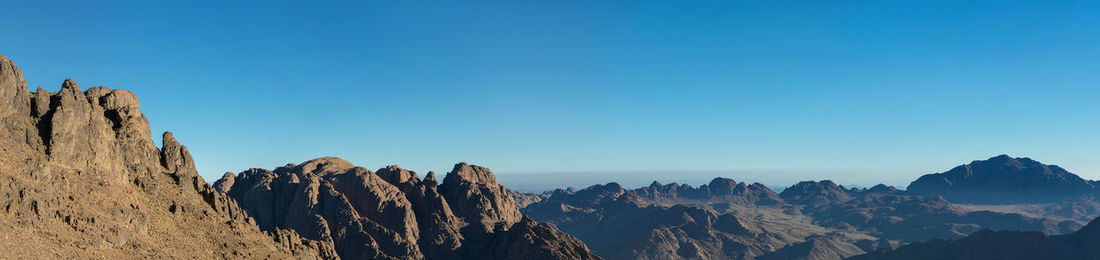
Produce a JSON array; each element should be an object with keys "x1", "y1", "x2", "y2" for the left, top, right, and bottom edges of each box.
[{"x1": 907, "y1": 155, "x2": 1096, "y2": 204}]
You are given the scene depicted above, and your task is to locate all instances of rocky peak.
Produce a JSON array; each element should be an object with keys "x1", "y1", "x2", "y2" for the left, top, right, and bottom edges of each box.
[
  {"x1": 0, "y1": 54, "x2": 29, "y2": 120},
  {"x1": 443, "y1": 162, "x2": 498, "y2": 185},
  {"x1": 439, "y1": 162, "x2": 523, "y2": 232},
  {"x1": 377, "y1": 165, "x2": 420, "y2": 186},
  {"x1": 214, "y1": 172, "x2": 236, "y2": 193},
  {"x1": 160, "y1": 132, "x2": 191, "y2": 174},
  {"x1": 708, "y1": 177, "x2": 738, "y2": 194},
  {"x1": 292, "y1": 157, "x2": 354, "y2": 175}
]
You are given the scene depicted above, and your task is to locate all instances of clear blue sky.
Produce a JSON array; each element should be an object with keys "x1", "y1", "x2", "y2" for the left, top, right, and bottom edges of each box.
[{"x1": 2, "y1": 1, "x2": 1098, "y2": 188}]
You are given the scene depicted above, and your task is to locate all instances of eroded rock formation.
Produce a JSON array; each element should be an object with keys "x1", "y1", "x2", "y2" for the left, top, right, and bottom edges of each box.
[{"x1": 0, "y1": 54, "x2": 332, "y2": 259}]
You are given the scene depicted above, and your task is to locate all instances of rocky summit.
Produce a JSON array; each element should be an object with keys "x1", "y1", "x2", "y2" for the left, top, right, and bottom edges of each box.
[
  {"x1": 214, "y1": 158, "x2": 599, "y2": 260},
  {"x1": 0, "y1": 54, "x2": 331, "y2": 258}
]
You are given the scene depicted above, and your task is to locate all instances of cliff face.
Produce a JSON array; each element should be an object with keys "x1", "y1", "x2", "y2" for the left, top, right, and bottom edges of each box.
[
  {"x1": 215, "y1": 159, "x2": 600, "y2": 260},
  {"x1": 0, "y1": 55, "x2": 331, "y2": 258}
]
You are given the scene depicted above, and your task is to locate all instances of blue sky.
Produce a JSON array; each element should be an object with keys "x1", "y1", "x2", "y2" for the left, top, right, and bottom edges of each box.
[{"x1": 2, "y1": 1, "x2": 1098, "y2": 188}]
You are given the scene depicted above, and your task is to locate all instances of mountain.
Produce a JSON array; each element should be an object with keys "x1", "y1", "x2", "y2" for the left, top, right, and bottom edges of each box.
[
  {"x1": 849, "y1": 216, "x2": 1100, "y2": 260},
  {"x1": 907, "y1": 155, "x2": 1096, "y2": 204},
  {"x1": 214, "y1": 159, "x2": 600, "y2": 259},
  {"x1": 0, "y1": 55, "x2": 332, "y2": 258},
  {"x1": 779, "y1": 180, "x2": 852, "y2": 207}
]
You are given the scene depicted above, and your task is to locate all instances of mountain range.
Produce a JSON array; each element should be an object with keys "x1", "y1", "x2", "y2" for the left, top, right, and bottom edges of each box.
[{"x1": 2, "y1": 53, "x2": 1099, "y2": 259}]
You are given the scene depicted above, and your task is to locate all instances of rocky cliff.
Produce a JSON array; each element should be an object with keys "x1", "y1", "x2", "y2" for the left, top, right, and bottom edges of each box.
[
  {"x1": 215, "y1": 159, "x2": 599, "y2": 259},
  {"x1": 0, "y1": 54, "x2": 332, "y2": 258}
]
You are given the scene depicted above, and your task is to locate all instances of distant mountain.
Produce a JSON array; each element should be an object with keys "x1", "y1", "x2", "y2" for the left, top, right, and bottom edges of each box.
[
  {"x1": 215, "y1": 159, "x2": 599, "y2": 260},
  {"x1": 779, "y1": 180, "x2": 852, "y2": 207},
  {"x1": 907, "y1": 155, "x2": 1096, "y2": 204},
  {"x1": 849, "y1": 216, "x2": 1100, "y2": 260},
  {"x1": 524, "y1": 193, "x2": 805, "y2": 260},
  {"x1": 635, "y1": 177, "x2": 785, "y2": 206}
]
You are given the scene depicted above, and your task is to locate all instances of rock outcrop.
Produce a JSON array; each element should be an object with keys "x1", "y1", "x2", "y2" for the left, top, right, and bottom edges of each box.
[
  {"x1": 216, "y1": 159, "x2": 600, "y2": 260},
  {"x1": 907, "y1": 155, "x2": 1096, "y2": 204},
  {"x1": 0, "y1": 54, "x2": 330, "y2": 258}
]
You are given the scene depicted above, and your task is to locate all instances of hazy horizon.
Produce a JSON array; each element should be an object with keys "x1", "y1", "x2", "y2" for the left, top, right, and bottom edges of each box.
[
  {"x1": 2, "y1": 1, "x2": 1097, "y2": 184},
  {"x1": 494, "y1": 168, "x2": 918, "y2": 193}
]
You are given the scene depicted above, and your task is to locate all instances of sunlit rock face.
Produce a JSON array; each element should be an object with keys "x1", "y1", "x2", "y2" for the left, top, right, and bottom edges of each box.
[{"x1": 0, "y1": 54, "x2": 332, "y2": 259}]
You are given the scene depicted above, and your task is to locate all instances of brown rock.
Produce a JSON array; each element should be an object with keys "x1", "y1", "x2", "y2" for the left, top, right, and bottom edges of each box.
[
  {"x1": 439, "y1": 162, "x2": 523, "y2": 232},
  {"x1": 0, "y1": 54, "x2": 329, "y2": 259},
  {"x1": 213, "y1": 172, "x2": 236, "y2": 193}
]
